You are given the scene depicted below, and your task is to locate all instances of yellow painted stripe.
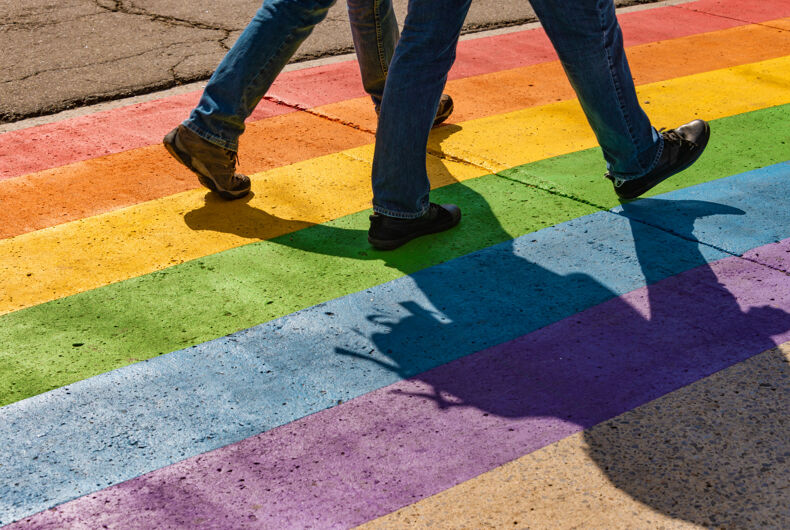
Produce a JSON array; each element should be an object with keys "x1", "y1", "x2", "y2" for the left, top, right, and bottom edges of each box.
[
  {"x1": 360, "y1": 343, "x2": 790, "y2": 530},
  {"x1": 2, "y1": 56, "x2": 789, "y2": 315},
  {"x1": 427, "y1": 54, "x2": 790, "y2": 172}
]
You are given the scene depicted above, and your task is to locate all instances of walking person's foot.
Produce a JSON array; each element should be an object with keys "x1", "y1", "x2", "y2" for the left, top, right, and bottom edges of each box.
[
  {"x1": 163, "y1": 124, "x2": 251, "y2": 200},
  {"x1": 368, "y1": 203, "x2": 462, "y2": 250},
  {"x1": 432, "y1": 94, "x2": 454, "y2": 127},
  {"x1": 607, "y1": 119, "x2": 710, "y2": 200},
  {"x1": 375, "y1": 94, "x2": 455, "y2": 128}
]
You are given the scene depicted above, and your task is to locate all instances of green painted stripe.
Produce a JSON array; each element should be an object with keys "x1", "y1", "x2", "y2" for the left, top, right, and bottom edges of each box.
[
  {"x1": 1, "y1": 104, "x2": 788, "y2": 407},
  {"x1": 504, "y1": 104, "x2": 790, "y2": 203}
]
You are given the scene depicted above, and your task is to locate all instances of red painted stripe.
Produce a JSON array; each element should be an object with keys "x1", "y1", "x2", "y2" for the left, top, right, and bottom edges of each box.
[{"x1": 1, "y1": 0, "x2": 787, "y2": 181}]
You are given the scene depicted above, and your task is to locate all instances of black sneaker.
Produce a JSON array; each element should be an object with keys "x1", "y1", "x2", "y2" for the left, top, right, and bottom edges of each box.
[
  {"x1": 368, "y1": 203, "x2": 462, "y2": 250},
  {"x1": 163, "y1": 124, "x2": 251, "y2": 200},
  {"x1": 375, "y1": 94, "x2": 454, "y2": 128},
  {"x1": 607, "y1": 119, "x2": 710, "y2": 200}
]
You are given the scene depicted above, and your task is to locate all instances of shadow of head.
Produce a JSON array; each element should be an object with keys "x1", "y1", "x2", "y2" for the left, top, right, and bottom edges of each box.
[{"x1": 583, "y1": 345, "x2": 790, "y2": 528}]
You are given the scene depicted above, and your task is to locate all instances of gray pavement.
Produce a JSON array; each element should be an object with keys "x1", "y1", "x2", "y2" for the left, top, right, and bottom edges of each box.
[{"x1": 0, "y1": 0, "x2": 657, "y2": 124}]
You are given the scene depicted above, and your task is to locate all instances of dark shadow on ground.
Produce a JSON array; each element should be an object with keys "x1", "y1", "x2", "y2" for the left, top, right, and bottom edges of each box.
[
  {"x1": 180, "y1": 125, "x2": 790, "y2": 526},
  {"x1": 277, "y1": 194, "x2": 790, "y2": 525},
  {"x1": 583, "y1": 345, "x2": 790, "y2": 528}
]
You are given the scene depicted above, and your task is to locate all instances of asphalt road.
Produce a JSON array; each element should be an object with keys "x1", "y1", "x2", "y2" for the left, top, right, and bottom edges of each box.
[{"x1": 0, "y1": 0, "x2": 658, "y2": 123}]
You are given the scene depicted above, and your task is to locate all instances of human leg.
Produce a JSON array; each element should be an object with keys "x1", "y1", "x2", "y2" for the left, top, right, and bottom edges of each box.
[
  {"x1": 370, "y1": 0, "x2": 472, "y2": 220},
  {"x1": 527, "y1": 0, "x2": 661, "y2": 180},
  {"x1": 366, "y1": 0, "x2": 471, "y2": 249},
  {"x1": 183, "y1": 0, "x2": 337, "y2": 153},
  {"x1": 347, "y1": 0, "x2": 454, "y2": 126},
  {"x1": 167, "y1": 0, "x2": 456, "y2": 200},
  {"x1": 346, "y1": 0, "x2": 398, "y2": 109},
  {"x1": 528, "y1": 0, "x2": 708, "y2": 196}
]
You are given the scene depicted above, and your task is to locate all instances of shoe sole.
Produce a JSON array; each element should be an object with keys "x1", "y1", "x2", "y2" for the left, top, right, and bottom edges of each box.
[
  {"x1": 368, "y1": 210, "x2": 462, "y2": 251},
  {"x1": 617, "y1": 121, "x2": 711, "y2": 200},
  {"x1": 163, "y1": 129, "x2": 250, "y2": 201}
]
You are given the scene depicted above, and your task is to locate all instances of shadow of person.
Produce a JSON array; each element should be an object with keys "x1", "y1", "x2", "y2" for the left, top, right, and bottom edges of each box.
[
  {"x1": 288, "y1": 190, "x2": 790, "y2": 525},
  {"x1": 183, "y1": 191, "x2": 313, "y2": 240},
  {"x1": 582, "y1": 345, "x2": 790, "y2": 528},
  {"x1": 180, "y1": 121, "x2": 790, "y2": 525}
]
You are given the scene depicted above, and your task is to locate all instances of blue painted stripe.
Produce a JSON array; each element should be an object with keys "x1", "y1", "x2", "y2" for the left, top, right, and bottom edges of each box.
[{"x1": 1, "y1": 161, "x2": 788, "y2": 524}]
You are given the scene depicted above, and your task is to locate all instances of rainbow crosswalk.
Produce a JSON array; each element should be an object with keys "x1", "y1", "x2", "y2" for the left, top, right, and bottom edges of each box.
[{"x1": 2, "y1": 0, "x2": 790, "y2": 527}]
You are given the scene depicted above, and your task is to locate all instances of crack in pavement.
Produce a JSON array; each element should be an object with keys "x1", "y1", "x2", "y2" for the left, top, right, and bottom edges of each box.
[
  {"x1": 0, "y1": 11, "x2": 103, "y2": 32},
  {"x1": 495, "y1": 172, "x2": 790, "y2": 277},
  {"x1": 1, "y1": 39, "x2": 218, "y2": 86},
  {"x1": 93, "y1": 1, "x2": 235, "y2": 83},
  {"x1": 94, "y1": 0, "x2": 237, "y2": 34},
  {"x1": 677, "y1": 4, "x2": 790, "y2": 34},
  {"x1": 261, "y1": 95, "x2": 378, "y2": 136}
]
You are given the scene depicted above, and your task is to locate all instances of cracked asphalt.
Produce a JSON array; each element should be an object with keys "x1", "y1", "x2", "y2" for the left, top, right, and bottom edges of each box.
[{"x1": 0, "y1": 0, "x2": 657, "y2": 124}]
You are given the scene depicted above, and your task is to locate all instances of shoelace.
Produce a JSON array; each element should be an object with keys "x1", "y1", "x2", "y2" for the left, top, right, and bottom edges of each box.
[
  {"x1": 659, "y1": 127, "x2": 696, "y2": 148},
  {"x1": 224, "y1": 150, "x2": 246, "y2": 183},
  {"x1": 223, "y1": 149, "x2": 240, "y2": 167}
]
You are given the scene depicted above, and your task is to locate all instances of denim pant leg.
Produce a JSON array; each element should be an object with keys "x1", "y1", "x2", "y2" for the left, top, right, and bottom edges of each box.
[
  {"x1": 184, "y1": 0, "x2": 337, "y2": 152},
  {"x1": 371, "y1": 0, "x2": 472, "y2": 218},
  {"x1": 528, "y1": 0, "x2": 662, "y2": 180},
  {"x1": 347, "y1": 0, "x2": 399, "y2": 110}
]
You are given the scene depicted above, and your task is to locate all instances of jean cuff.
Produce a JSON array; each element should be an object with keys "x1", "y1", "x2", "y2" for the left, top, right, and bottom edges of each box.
[
  {"x1": 637, "y1": 132, "x2": 665, "y2": 178},
  {"x1": 182, "y1": 120, "x2": 239, "y2": 153},
  {"x1": 372, "y1": 204, "x2": 429, "y2": 219},
  {"x1": 611, "y1": 132, "x2": 665, "y2": 184}
]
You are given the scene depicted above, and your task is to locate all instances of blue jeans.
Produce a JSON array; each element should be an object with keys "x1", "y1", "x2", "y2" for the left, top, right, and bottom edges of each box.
[
  {"x1": 184, "y1": 0, "x2": 398, "y2": 152},
  {"x1": 372, "y1": 0, "x2": 663, "y2": 218}
]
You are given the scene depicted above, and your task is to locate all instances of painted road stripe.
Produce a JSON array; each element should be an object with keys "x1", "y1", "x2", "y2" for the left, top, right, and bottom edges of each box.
[
  {"x1": 2, "y1": 161, "x2": 790, "y2": 524},
  {"x1": 2, "y1": 57, "x2": 789, "y2": 317},
  {"x1": 5, "y1": 20, "x2": 789, "y2": 241},
  {"x1": 2, "y1": 0, "x2": 779, "y2": 180},
  {"x1": 7, "y1": 212, "x2": 790, "y2": 528},
  {"x1": 361, "y1": 344, "x2": 790, "y2": 529},
  {"x1": 283, "y1": 17, "x2": 790, "y2": 132},
  {"x1": 1, "y1": 105, "x2": 787, "y2": 407}
]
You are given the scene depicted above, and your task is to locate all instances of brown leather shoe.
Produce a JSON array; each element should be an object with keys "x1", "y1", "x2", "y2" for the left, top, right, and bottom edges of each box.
[{"x1": 163, "y1": 125, "x2": 251, "y2": 200}]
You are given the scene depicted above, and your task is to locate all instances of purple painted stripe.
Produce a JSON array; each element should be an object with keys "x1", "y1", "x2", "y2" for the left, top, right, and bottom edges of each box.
[{"x1": 12, "y1": 239, "x2": 790, "y2": 529}]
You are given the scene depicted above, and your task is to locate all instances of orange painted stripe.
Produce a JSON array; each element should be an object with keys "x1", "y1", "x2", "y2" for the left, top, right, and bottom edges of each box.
[{"x1": 0, "y1": 113, "x2": 373, "y2": 239}]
